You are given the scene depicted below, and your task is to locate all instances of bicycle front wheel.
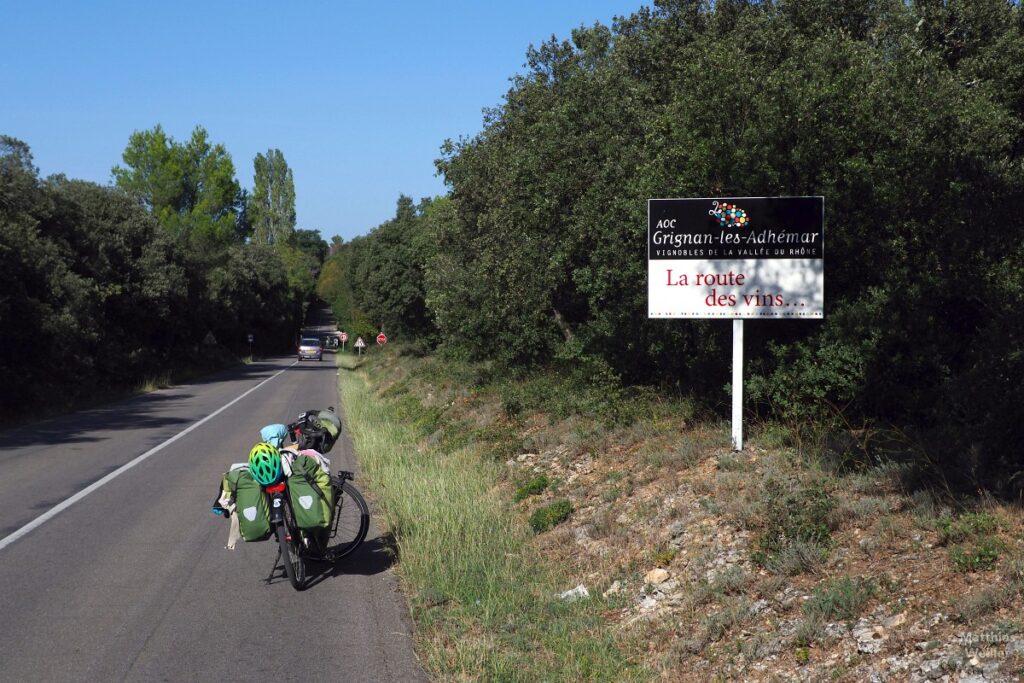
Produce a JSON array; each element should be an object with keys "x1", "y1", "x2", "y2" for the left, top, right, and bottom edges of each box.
[
  {"x1": 329, "y1": 480, "x2": 370, "y2": 560},
  {"x1": 275, "y1": 518, "x2": 307, "y2": 591}
]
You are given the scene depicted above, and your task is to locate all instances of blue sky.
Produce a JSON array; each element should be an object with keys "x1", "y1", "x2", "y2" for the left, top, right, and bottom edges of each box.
[{"x1": 1, "y1": 1, "x2": 649, "y2": 242}]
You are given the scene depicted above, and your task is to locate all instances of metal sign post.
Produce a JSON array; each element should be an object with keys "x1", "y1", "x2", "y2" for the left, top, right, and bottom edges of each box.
[{"x1": 732, "y1": 320, "x2": 743, "y2": 451}]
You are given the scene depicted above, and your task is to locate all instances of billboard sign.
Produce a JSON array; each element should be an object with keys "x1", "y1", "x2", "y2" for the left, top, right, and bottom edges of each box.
[{"x1": 648, "y1": 197, "x2": 824, "y2": 318}]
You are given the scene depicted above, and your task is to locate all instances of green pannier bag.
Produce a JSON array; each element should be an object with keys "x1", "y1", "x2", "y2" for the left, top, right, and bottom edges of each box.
[
  {"x1": 287, "y1": 454, "x2": 334, "y2": 530},
  {"x1": 223, "y1": 467, "x2": 272, "y2": 542}
]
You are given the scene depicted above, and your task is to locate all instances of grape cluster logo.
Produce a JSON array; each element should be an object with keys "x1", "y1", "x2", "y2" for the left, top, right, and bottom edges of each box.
[{"x1": 709, "y1": 201, "x2": 749, "y2": 229}]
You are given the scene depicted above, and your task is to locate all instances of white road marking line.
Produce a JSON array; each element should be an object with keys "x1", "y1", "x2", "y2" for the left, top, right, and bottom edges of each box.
[{"x1": 0, "y1": 361, "x2": 297, "y2": 552}]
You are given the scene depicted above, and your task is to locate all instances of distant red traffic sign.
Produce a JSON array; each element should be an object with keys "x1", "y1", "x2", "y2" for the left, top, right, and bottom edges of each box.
[
  {"x1": 339, "y1": 331, "x2": 348, "y2": 343},
  {"x1": 376, "y1": 333, "x2": 388, "y2": 345}
]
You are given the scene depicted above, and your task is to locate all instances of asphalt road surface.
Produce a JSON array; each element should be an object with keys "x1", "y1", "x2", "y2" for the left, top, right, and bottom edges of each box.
[{"x1": 0, "y1": 354, "x2": 425, "y2": 682}]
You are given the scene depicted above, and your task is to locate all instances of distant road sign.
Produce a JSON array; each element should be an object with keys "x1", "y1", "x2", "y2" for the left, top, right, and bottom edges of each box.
[
  {"x1": 247, "y1": 333, "x2": 253, "y2": 343},
  {"x1": 339, "y1": 331, "x2": 348, "y2": 343},
  {"x1": 354, "y1": 337, "x2": 366, "y2": 349},
  {"x1": 376, "y1": 333, "x2": 388, "y2": 345}
]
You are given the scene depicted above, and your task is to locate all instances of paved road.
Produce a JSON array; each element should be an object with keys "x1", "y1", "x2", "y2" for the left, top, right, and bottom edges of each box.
[
  {"x1": 0, "y1": 355, "x2": 425, "y2": 682},
  {"x1": 302, "y1": 300, "x2": 337, "y2": 337}
]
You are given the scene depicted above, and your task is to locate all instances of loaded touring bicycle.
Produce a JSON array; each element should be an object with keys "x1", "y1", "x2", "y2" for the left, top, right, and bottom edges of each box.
[{"x1": 212, "y1": 408, "x2": 370, "y2": 591}]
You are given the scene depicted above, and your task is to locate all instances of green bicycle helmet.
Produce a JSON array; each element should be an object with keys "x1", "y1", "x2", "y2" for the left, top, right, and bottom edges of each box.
[{"x1": 248, "y1": 442, "x2": 282, "y2": 485}]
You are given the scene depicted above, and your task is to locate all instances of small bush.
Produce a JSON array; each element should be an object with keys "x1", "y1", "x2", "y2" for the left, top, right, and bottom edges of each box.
[
  {"x1": 653, "y1": 548, "x2": 676, "y2": 567},
  {"x1": 763, "y1": 538, "x2": 828, "y2": 576},
  {"x1": 798, "y1": 576, "x2": 875, "y2": 644},
  {"x1": 753, "y1": 478, "x2": 835, "y2": 572},
  {"x1": 529, "y1": 499, "x2": 572, "y2": 533},
  {"x1": 501, "y1": 392, "x2": 525, "y2": 420},
  {"x1": 938, "y1": 511, "x2": 1001, "y2": 545},
  {"x1": 950, "y1": 537, "x2": 1005, "y2": 572},
  {"x1": 513, "y1": 475, "x2": 550, "y2": 502},
  {"x1": 710, "y1": 565, "x2": 751, "y2": 595},
  {"x1": 954, "y1": 585, "x2": 1018, "y2": 623},
  {"x1": 701, "y1": 598, "x2": 752, "y2": 642},
  {"x1": 601, "y1": 486, "x2": 622, "y2": 503},
  {"x1": 472, "y1": 423, "x2": 522, "y2": 461},
  {"x1": 716, "y1": 453, "x2": 753, "y2": 472},
  {"x1": 803, "y1": 576, "x2": 876, "y2": 623}
]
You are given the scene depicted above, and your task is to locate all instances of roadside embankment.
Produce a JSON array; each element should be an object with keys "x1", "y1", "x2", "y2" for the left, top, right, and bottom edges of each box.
[
  {"x1": 338, "y1": 347, "x2": 1024, "y2": 682},
  {"x1": 336, "y1": 351, "x2": 645, "y2": 681}
]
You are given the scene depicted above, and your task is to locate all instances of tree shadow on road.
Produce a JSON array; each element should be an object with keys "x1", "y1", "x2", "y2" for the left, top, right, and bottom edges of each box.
[{"x1": 0, "y1": 360, "x2": 288, "y2": 448}]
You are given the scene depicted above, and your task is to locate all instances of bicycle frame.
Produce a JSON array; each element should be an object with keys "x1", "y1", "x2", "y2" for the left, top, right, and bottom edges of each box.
[
  {"x1": 266, "y1": 479, "x2": 329, "y2": 563},
  {"x1": 265, "y1": 479, "x2": 307, "y2": 590},
  {"x1": 266, "y1": 481, "x2": 288, "y2": 524},
  {"x1": 264, "y1": 470, "x2": 370, "y2": 590}
]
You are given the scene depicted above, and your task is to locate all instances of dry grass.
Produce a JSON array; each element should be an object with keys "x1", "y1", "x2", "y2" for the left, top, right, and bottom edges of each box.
[{"x1": 341, "y1": 347, "x2": 1024, "y2": 683}]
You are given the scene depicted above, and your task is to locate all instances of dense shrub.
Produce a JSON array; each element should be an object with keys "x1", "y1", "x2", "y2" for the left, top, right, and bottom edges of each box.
[
  {"x1": 529, "y1": 499, "x2": 572, "y2": 533},
  {"x1": 330, "y1": 1, "x2": 1024, "y2": 491},
  {"x1": 0, "y1": 134, "x2": 317, "y2": 419}
]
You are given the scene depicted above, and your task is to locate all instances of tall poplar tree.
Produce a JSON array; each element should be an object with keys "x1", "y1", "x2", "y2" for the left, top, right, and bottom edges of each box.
[{"x1": 250, "y1": 148, "x2": 296, "y2": 245}]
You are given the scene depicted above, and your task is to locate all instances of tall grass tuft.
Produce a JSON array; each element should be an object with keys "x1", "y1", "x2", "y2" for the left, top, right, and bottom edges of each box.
[{"x1": 336, "y1": 354, "x2": 643, "y2": 681}]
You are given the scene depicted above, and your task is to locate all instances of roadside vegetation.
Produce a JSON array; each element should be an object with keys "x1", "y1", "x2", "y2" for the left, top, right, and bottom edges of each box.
[
  {"x1": 0, "y1": 130, "x2": 327, "y2": 425},
  {"x1": 337, "y1": 352, "x2": 646, "y2": 681},
  {"x1": 325, "y1": 0, "x2": 1024, "y2": 495},
  {"x1": 340, "y1": 346, "x2": 1024, "y2": 681},
  {"x1": 327, "y1": 8, "x2": 1022, "y2": 678}
]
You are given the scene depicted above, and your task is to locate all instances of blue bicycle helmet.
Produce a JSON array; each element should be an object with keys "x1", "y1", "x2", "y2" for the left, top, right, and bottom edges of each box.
[{"x1": 259, "y1": 423, "x2": 288, "y2": 448}]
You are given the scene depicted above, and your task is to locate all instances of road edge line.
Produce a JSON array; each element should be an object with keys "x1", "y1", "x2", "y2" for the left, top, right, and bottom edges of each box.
[{"x1": 0, "y1": 361, "x2": 297, "y2": 552}]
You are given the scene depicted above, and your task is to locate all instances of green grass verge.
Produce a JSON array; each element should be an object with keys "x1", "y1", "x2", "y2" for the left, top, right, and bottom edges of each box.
[{"x1": 336, "y1": 353, "x2": 643, "y2": 682}]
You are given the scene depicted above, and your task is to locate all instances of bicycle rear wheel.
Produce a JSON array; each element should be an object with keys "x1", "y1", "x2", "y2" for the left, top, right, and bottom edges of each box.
[
  {"x1": 275, "y1": 516, "x2": 307, "y2": 591},
  {"x1": 329, "y1": 480, "x2": 370, "y2": 560}
]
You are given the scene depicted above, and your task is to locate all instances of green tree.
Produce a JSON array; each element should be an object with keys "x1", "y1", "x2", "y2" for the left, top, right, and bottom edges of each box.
[
  {"x1": 206, "y1": 245, "x2": 297, "y2": 350},
  {"x1": 250, "y1": 148, "x2": 296, "y2": 245},
  {"x1": 317, "y1": 246, "x2": 375, "y2": 340},
  {"x1": 426, "y1": 0, "x2": 1024, "y2": 488},
  {"x1": 1, "y1": 133, "x2": 315, "y2": 420},
  {"x1": 1, "y1": 135, "x2": 195, "y2": 411},
  {"x1": 349, "y1": 195, "x2": 435, "y2": 339},
  {"x1": 288, "y1": 228, "x2": 328, "y2": 267},
  {"x1": 112, "y1": 125, "x2": 244, "y2": 243}
]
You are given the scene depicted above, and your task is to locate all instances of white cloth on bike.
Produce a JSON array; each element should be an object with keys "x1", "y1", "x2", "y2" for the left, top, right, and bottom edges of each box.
[{"x1": 226, "y1": 512, "x2": 241, "y2": 550}]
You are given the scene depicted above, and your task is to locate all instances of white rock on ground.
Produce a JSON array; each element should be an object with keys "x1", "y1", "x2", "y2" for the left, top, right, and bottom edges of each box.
[{"x1": 559, "y1": 584, "x2": 589, "y2": 601}]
